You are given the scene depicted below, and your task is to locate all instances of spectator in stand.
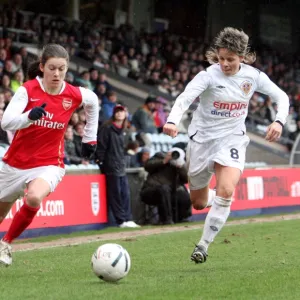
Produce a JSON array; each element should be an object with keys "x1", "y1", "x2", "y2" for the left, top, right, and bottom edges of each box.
[
  {"x1": 75, "y1": 70, "x2": 93, "y2": 90},
  {"x1": 146, "y1": 71, "x2": 161, "y2": 86},
  {"x1": 98, "y1": 72, "x2": 112, "y2": 91},
  {"x1": 10, "y1": 70, "x2": 24, "y2": 93},
  {"x1": 3, "y1": 89, "x2": 14, "y2": 107},
  {"x1": 136, "y1": 147, "x2": 151, "y2": 168},
  {"x1": 0, "y1": 49, "x2": 7, "y2": 65},
  {"x1": 153, "y1": 97, "x2": 168, "y2": 133},
  {"x1": 95, "y1": 82, "x2": 108, "y2": 100},
  {"x1": 0, "y1": 62, "x2": 4, "y2": 79},
  {"x1": 3, "y1": 60, "x2": 13, "y2": 78},
  {"x1": 89, "y1": 68, "x2": 99, "y2": 90},
  {"x1": 95, "y1": 105, "x2": 140, "y2": 228},
  {"x1": 1, "y1": 75, "x2": 12, "y2": 91},
  {"x1": 261, "y1": 97, "x2": 277, "y2": 123},
  {"x1": 11, "y1": 53, "x2": 23, "y2": 73},
  {"x1": 131, "y1": 95, "x2": 158, "y2": 133},
  {"x1": 124, "y1": 141, "x2": 140, "y2": 168},
  {"x1": 18, "y1": 47, "x2": 29, "y2": 76},
  {"x1": 101, "y1": 90, "x2": 118, "y2": 121},
  {"x1": 73, "y1": 122, "x2": 85, "y2": 157},
  {"x1": 64, "y1": 125, "x2": 89, "y2": 165}
]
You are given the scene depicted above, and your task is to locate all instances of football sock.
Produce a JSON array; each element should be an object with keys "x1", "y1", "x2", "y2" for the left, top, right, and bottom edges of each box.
[
  {"x1": 2, "y1": 200, "x2": 40, "y2": 244},
  {"x1": 198, "y1": 196, "x2": 231, "y2": 251}
]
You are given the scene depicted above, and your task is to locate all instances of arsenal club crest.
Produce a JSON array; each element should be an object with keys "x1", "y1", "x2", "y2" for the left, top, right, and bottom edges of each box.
[
  {"x1": 62, "y1": 98, "x2": 72, "y2": 110},
  {"x1": 240, "y1": 80, "x2": 252, "y2": 96}
]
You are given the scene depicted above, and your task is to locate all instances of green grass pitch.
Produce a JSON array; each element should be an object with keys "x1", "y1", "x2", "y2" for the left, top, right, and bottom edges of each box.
[{"x1": 1, "y1": 218, "x2": 300, "y2": 300}]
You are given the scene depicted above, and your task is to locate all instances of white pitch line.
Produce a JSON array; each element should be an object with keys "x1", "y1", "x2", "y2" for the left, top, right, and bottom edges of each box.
[{"x1": 13, "y1": 213, "x2": 300, "y2": 253}]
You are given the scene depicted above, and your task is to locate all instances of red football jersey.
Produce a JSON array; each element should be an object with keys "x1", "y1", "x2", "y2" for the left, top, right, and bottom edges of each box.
[{"x1": 3, "y1": 78, "x2": 83, "y2": 169}]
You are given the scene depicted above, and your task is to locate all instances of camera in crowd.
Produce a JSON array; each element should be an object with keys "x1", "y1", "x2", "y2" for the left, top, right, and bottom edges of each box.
[{"x1": 170, "y1": 147, "x2": 186, "y2": 167}]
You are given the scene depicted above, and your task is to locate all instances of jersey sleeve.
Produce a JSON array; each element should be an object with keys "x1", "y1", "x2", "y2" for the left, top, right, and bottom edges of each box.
[
  {"x1": 1, "y1": 86, "x2": 34, "y2": 130},
  {"x1": 166, "y1": 71, "x2": 211, "y2": 126},
  {"x1": 79, "y1": 87, "x2": 99, "y2": 143},
  {"x1": 256, "y1": 72, "x2": 289, "y2": 125}
]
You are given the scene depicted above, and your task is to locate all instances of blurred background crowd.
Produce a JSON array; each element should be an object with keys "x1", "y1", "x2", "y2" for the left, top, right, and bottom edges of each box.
[{"x1": 0, "y1": 0, "x2": 298, "y2": 225}]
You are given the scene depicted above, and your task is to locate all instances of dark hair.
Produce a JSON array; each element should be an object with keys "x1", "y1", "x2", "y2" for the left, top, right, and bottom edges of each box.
[
  {"x1": 126, "y1": 141, "x2": 140, "y2": 151},
  {"x1": 102, "y1": 112, "x2": 128, "y2": 130},
  {"x1": 107, "y1": 90, "x2": 117, "y2": 98},
  {"x1": 27, "y1": 44, "x2": 69, "y2": 80}
]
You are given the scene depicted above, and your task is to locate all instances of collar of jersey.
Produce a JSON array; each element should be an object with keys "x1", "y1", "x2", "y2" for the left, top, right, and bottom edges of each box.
[{"x1": 36, "y1": 76, "x2": 66, "y2": 95}]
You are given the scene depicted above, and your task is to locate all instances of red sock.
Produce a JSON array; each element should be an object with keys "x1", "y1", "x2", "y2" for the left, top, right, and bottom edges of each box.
[{"x1": 2, "y1": 200, "x2": 40, "y2": 243}]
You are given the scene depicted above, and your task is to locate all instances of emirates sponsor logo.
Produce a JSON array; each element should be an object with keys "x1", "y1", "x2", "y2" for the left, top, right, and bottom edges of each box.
[
  {"x1": 62, "y1": 98, "x2": 72, "y2": 110},
  {"x1": 34, "y1": 119, "x2": 65, "y2": 129}
]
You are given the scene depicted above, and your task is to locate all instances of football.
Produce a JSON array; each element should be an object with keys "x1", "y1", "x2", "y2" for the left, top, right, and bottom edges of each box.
[{"x1": 91, "y1": 243, "x2": 131, "y2": 282}]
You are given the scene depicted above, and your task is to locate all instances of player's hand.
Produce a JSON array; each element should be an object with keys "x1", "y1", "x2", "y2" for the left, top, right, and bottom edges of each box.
[
  {"x1": 81, "y1": 142, "x2": 97, "y2": 160},
  {"x1": 81, "y1": 159, "x2": 89, "y2": 165},
  {"x1": 163, "y1": 123, "x2": 178, "y2": 138},
  {"x1": 163, "y1": 152, "x2": 172, "y2": 164},
  {"x1": 28, "y1": 103, "x2": 47, "y2": 121},
  {"x1": 265, "y1": 121, "x2": 283, "y2": 142}
]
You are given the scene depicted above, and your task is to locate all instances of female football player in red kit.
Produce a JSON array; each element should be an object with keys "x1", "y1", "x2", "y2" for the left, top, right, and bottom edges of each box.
[{"x1": 0, "y1": 44, "x2": 99, "y2": 266}]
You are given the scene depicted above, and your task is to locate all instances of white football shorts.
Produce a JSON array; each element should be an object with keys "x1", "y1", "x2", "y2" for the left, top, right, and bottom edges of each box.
[
  {"x1": 186, "y1": 133, "x2": 250, "y2": 190},
  {"x1": 0, "y1": 163, "x2": 65, "y2": 203}
]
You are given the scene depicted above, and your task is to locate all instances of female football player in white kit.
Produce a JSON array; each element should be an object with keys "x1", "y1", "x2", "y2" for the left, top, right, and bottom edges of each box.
[
  {"x1": 0, "y1": 44, "x2": 99, "y2": 266},
  {"x1": 163, "y1": 27, "x2": 289, "y2": 264}
]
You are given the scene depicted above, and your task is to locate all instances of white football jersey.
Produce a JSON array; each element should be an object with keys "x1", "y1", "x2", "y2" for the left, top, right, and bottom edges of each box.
[{"x1": 167, "y1": 63, "x2": 289, "y2": 143}]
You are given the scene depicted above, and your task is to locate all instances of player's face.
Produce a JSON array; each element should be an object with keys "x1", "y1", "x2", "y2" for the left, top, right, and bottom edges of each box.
[
  {"x1": 218, "y1": 48, "x2": 243, "y2": 76},
  {"x1": 40, "y1": 58, "x2": 68, "y2": 91}
]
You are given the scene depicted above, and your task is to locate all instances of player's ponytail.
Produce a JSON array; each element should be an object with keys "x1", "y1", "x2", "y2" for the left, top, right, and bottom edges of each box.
[{"x1": 27, "y1": 60, "x2": 43, "y2": 80}]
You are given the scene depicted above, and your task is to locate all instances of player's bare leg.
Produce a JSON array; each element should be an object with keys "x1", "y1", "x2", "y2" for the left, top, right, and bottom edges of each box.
[
  {"x1": 191, "y1": 164, "x2": 240, "y2": 264},
  {"x1": 0, "y1": 178, "x2": 50, "y2": 267}
]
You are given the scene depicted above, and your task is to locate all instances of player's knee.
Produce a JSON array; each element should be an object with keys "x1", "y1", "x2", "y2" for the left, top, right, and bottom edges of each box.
[
  {"x1": 217, "y1": 185, "x2": 234, "y2": 199},
  {"x1": 190, "y1": 190, "x2": 208, "y2": 210},
  {"x1": 192, "y1": 202, "x2": 207, "y2": 210},
  {"x1": 190, "y1": 196, "x2": 207, "y2": 210},
  {"x1": 26, "y1": 192, "x2": 43, "y2": 207}
]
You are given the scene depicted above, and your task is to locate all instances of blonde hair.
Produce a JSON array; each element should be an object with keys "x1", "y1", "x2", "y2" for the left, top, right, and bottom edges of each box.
[{"x1": 205, "y1": 27, "x2": 256, "y2": 65}]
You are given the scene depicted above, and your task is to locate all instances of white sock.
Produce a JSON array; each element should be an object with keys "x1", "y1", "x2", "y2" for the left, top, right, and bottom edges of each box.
[
  {"x1": 198, "y1": 196, "x2": 231, "y2": 251},
  {"x1": 206, "y1": 189, "x2": 216, "y2": 207}
]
